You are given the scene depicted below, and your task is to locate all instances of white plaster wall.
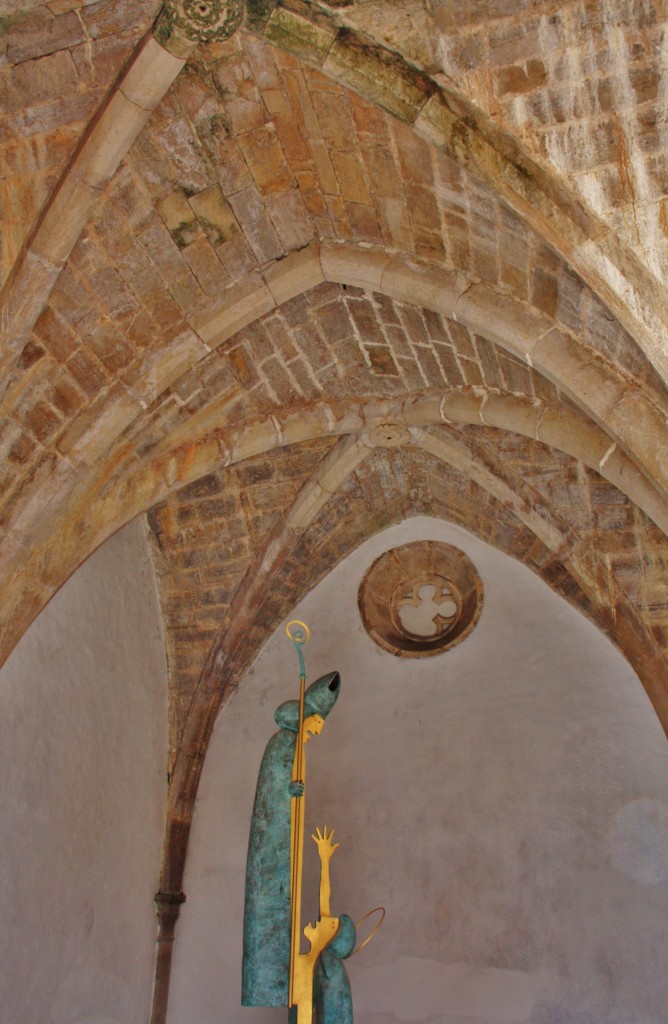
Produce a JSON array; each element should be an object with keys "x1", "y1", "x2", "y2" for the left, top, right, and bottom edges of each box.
[
  {"x1": 168, "y1": 517, "x2": 668, "y2": 1024},
  {"x1": 0, "y1": 518, "x2": 168, "y2": 1024}
]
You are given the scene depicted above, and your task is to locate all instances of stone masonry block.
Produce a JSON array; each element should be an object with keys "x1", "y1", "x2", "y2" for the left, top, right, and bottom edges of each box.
[
  {"x1": 495, "y1": 60, "x2": 547, "y2": 98},
  {"x1": 266, "y1": 189, "x2": 314, "y2": 251},
  {"x1": 321, "y1": 241, "x2": 391, "y2": 290},
  {"x1": 31, "y1": 174, "x2": 99, "y2": 266},
  {"x1": 158, "y1": 192, "x2": 201, "y2": 248},
  {"x1": 532, "y1": 327, "x2": 627, "y2": 418},
  {"x1": 324, "y1": 29, "x2": 435, "y2": 125},
  {"x1": 189, "y1": 274, "x2": 276, "y2": 349},
  {"x1": 46, "y1": 0, "x2": 82, "y2": 13},
  {"x1": 5, "y1": 7, "x2": 84, "y2": 65},
  {"x1": 120, "y1": 35, "x2": 186, "y2": 112},
  {"x1": 381, "y1": 257, "x2": 469, "y2": 320},
  {"x1": 237, "y1": 125, "x2": 295, "y2": 195},
  {"x1": 57, "y1": 385, "x2": 142, "y2": 465},
  {"x1": 228, "y1": 188, "x2": 284, "y2": 263},
  {"x1": 330, "y1": 149, "x2": 370, "y2": 204},
  {"x1": 131, "y1": 330, "x2": 209, "y2": 405},
  {"x1": 188, "y1": 187, "x2": 240, "y2": 247},
  {"x1": 455, "y1": 282, "x2": 552, "y2": 361},
  {"x1": 265, "y1": 5, "x2": 337, "y2": 66},
  {"x1": 263, "y1": 243, "x2": 324, "y2": 306}
]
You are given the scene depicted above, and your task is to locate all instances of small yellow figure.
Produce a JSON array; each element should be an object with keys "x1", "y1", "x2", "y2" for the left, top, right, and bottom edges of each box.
[
  {"x1": 291, "y1": 827, "x2": 364, "y2": 1024},
  {"x1": 289, "y1": 827, "x2": 342, "y2": 1024}
]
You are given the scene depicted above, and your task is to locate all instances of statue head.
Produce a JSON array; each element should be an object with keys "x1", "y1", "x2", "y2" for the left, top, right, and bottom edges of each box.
[
  {"x1": 304, "y1": 915, "x2": 339, "y2": 948},
  {"x1": 274, "y1": 671, "x2": 341, "y2": 732},
  {"x1": 303, "y1": 713, "x2": 324, "y2": 743},
  {"x1": 328, "y1": 914, "x2": 356, "y2": 959}
]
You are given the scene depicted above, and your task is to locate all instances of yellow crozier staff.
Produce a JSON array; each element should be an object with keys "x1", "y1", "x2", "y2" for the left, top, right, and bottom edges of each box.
[{"x1": 286, "y1": 622, "x2": 338, "y2": 1024}]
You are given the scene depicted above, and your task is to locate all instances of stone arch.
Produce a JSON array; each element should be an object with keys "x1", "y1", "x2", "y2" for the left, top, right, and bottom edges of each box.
[
  {"x1": 165, "y1": 425, "x2": 668, "y2": 826},
  {"x1": 3, "y1": 246, "x2": 668, "y2": 679},
  {"x1": 150, "y1": 431, "x2": 668, "y2": 1022},
  {"x1": 4, "y1": 3, "x2": 666, "y2": 399},
  {"x1": 2, "y1": 8, "x2": 668, "y2": 1023},
  {"x1": 5, "y1": 239, "x2": 666, "y2": 560},
  {"x1": 3, "y1": 381, "x2": 667, "y2": 676},
  {"x1": 28, "y1": 242, "x2": 662, "y2": 506},
  {"x1": 165, "y1": 512, "x2": 668, "y2": 1024},
  {"x1": 247, "y1": 3, "x2": 668, "y2": 384}
]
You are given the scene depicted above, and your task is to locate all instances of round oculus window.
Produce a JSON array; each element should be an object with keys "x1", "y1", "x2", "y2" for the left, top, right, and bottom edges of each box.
[{"x1": 358, "y1": 540, "x2": 483, "y2": 657}]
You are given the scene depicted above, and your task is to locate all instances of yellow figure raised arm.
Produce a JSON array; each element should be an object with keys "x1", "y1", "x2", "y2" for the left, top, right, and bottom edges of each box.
[
  {"x1": 312, "y1": 826, "x2": 340, "y2": 918},
  {"x1": 289, "y1": 825, "x2": 344, "y2": 1024}
]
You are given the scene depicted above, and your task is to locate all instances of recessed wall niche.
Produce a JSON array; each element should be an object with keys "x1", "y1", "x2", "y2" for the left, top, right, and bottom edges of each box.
[{"x1": 358, "y1": 540, "x2": 484, "y2": 657}]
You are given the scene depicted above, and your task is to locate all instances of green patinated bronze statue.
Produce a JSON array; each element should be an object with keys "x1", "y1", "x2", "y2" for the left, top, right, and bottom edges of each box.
[
  {"x1": 242, "y1": 621, "x2": 381, "y2": 1024},
  {"x1": 242, "y1": 668, "x2": 340, "y2": 1008}
]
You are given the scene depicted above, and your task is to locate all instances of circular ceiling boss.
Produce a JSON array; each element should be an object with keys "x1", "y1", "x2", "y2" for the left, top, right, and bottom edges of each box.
[{"x1": 358, "y1": 541, "x2": 484, "y2": 657}]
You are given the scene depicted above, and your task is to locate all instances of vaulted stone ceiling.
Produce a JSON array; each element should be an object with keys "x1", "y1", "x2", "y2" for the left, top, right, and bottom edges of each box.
[{"x1": 2, "y1": 1, "x2": 668, "y2": 1020}]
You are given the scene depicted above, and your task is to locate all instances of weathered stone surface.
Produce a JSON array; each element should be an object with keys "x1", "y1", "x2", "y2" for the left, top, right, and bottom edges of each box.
[
  {"x1": 188, "y1": 185, "x2": 240, "y2": 246},
  {"x1": 324, "y1": 29, "x2": 435, "y2": 125},
  {"x1": 263, "y1": 243, "x2": 323, "y2": 305},
  {"x1": 2, "y1": 10, "x2": 668, "y2": 1024},
  {"x1": 189, "y1": 273, "x2": 275, "y2": 347},
  {"x1": 265, "y1": 5, "x2": 337, "y2": 65}
]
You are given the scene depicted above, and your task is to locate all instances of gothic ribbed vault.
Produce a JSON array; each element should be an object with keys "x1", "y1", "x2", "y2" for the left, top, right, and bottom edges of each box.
[{"x1": 2, "y1": 2, "x2": 668, "y2": 1020}]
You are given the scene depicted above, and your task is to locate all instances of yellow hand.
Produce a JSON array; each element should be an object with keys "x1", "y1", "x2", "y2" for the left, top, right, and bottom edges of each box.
[{"x1": 311, "y1": 825, "x2": 340, "y2": 860}]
